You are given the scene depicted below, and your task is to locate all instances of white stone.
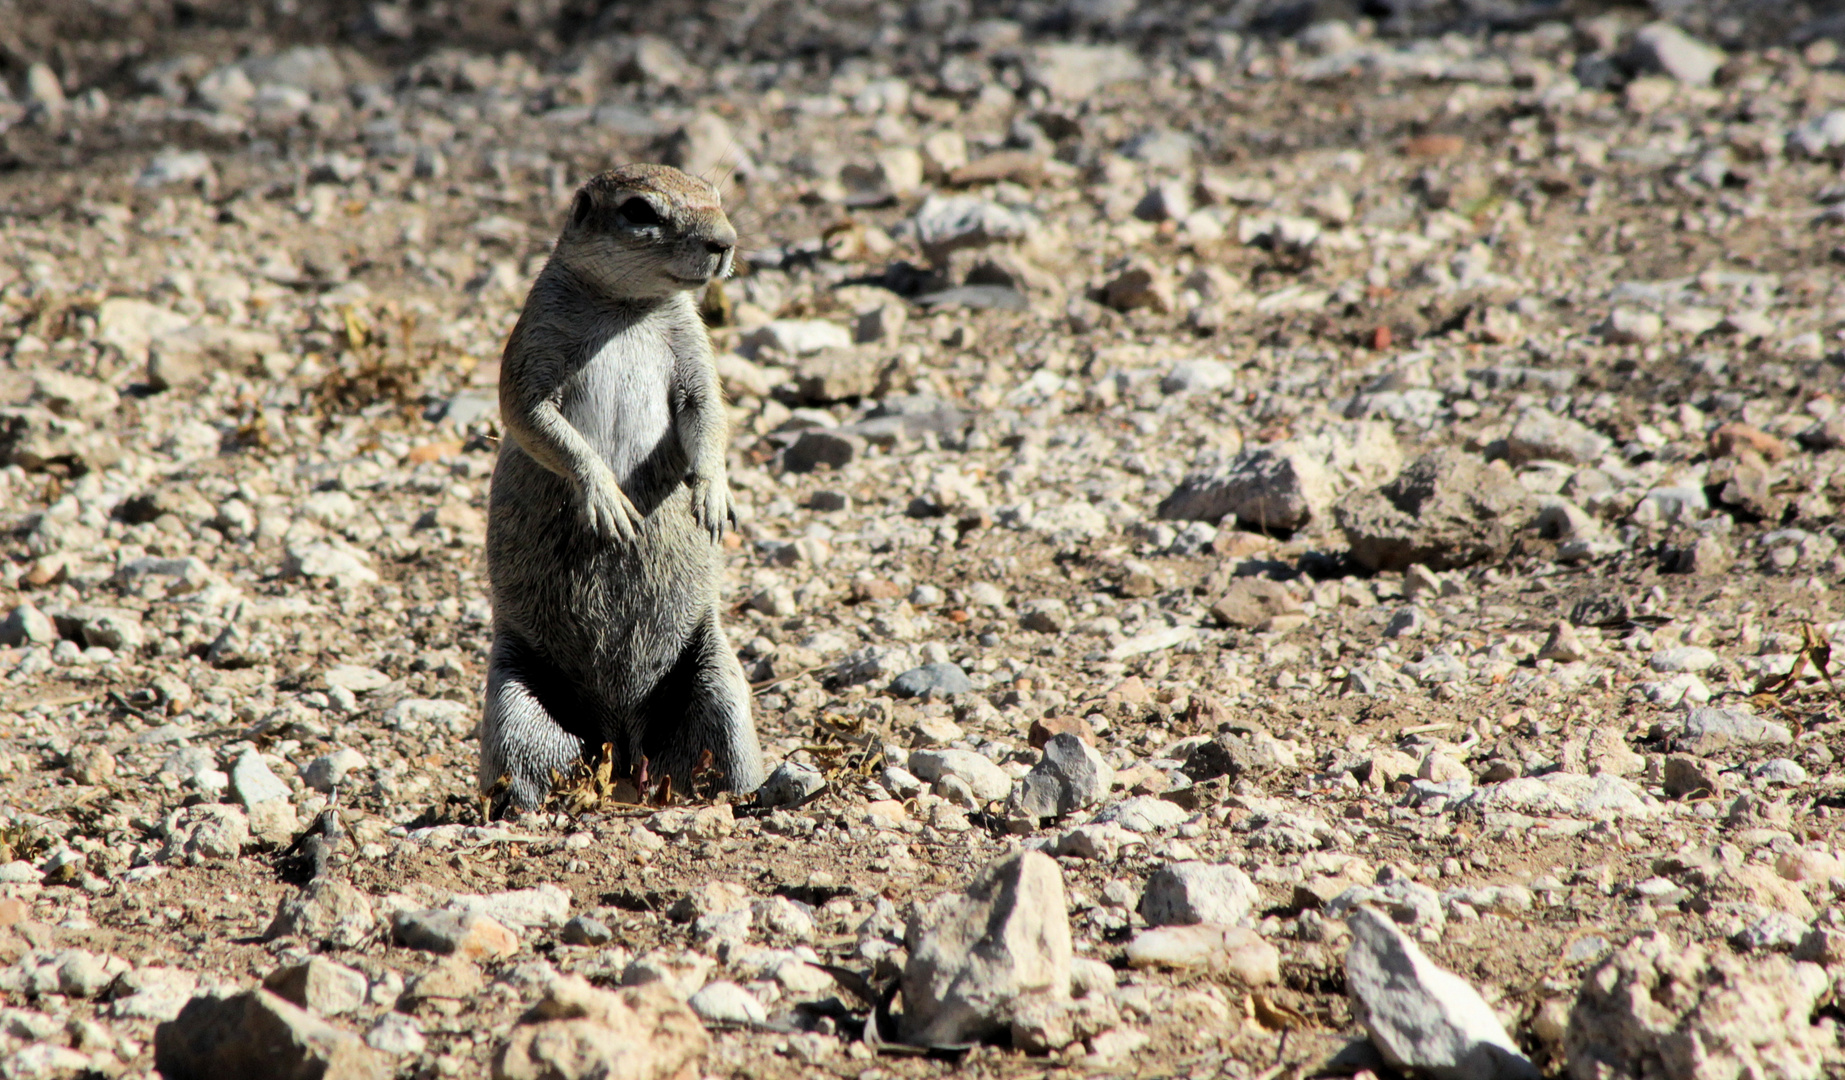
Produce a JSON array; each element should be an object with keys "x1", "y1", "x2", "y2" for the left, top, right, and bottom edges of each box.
[
  {"x1": 229, "y1": 749, "x2": 291, "y2": 806},
  {"x1": 1093, "y1": 797, "x2": 1189, "y2": 833},
  {"x1": 689, "y1": 981, "x2": 768, "y2": 1025},
  {"x1": 1650, "y1": 646, "x2": 1718, "y2": 673},
  {"x1": 1140, "y1": 862, "x2": 1260, "y2": 927},
  {"x1": 1346, "y1": 906, "x2": 1540, "y2": 1080},
  {"x1": 907, "y1": 749, "x2": 1012, "y2": 803},
  {"x1": 743, "y1": 319, "x2": 851, "y2": 356},
  {"x1": 1629, "y1": 22, "x2": 1725, "y2": 87}
]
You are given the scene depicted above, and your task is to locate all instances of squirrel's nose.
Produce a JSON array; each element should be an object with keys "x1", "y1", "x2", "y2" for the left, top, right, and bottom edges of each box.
[{"x1": 704, "y1": 238, "x2": 733, "y2": 255}]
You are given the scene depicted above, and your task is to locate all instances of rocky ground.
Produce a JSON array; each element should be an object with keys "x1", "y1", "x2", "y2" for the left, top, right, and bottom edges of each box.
[{"x1": 1, "y1": 1, "x2": 1845, "y2": 1077}]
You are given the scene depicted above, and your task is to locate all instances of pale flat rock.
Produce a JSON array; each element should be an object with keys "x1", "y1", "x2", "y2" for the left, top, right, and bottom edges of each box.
[
  {"x1": 688, "y1": 981, "x2": 767, "y2": 1026},
  {"x1": 1458, "y1": 773, "x2": 1655, "y2": 820},
  {"x1": 1124, "y1": 925, "x2": 1278, "y2": 985},
  {"x1": 1092, "y1": 797, "x2": 1189, "y2": 834},
  {"x1": 1346, "y1": 907, "x2": 1538, "y2": 1080}
]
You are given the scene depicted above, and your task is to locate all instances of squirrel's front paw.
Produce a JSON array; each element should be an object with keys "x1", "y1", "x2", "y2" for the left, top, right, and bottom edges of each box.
[
  {"x1": 582, "y1": 476, "x2": 644, "y2": 542},
  {"x1": 690, "y1": 479, "x2": 731, "y2": 543}
]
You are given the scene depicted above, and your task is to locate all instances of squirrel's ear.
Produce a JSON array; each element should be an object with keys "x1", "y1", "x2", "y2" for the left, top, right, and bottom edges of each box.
[{"x1": 569, "y1": 191, "x2": 594, "y2": 227}]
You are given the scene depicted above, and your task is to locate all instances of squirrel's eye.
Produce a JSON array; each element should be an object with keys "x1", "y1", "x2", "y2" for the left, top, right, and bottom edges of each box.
[{"x1": 616, "y1": 198, "x2": 661, "y2": 226}]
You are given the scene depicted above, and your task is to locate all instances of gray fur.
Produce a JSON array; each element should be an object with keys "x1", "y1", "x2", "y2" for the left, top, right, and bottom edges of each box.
[{"x1": 481, "y1": 164, "x2": 764, "y2": 812}]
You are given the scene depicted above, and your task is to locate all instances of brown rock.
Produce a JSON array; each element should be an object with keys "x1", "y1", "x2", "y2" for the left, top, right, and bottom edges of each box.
[
  {"x1": 1662, "y1": 755, "x2": 1722, "y2": 799},
  {"x1": 1107, "y1": 676, "x2": 1152, "y2": 706},
  {"x1": 266, "y1": 879, "x2": 376, "y2": 950},
  {"x1": 1208, "y1": 578, "x2": 1302, "y2": 630},
  {"x1": 262, "y1": 957, "x2": 369, "y2": 1016},
  {"x1": 948, "y1": 151, "x2": 1047, "y2": 187},
  {"x1": 790, "y1": 348, "x2": 876, "y2": 404},
  {"x1": 1403, "y1": 134, "x2": 1465, "y2": 158},
  {"x1": 1793, "y1": 926, "x2": 1845, "y2": 966},
  {"x1": 1101, "y1": 261, "x2": 1173, "y2": 314},
  {"x1": 668, "y1": 882, "x2": 752, "y2": 923},
  {"x1": 1028, "y1": 716, "x2": 1096, "y2": 749},
  {"x1": 391, "y1": 909, "x2": 520, "y2": 960},
  {"x1": 1293, "y1": 875, "x2": 1366, "y2": 911},
  {"x1": 1713, "y1": 454, "x2": 1786, "y2": 521},
  {"x1": 1537, "y1": 620, "x2": 1586, "y2": 662},
  {"x1": 1211, "y1": 530, "x2": 1275, "y2": 559},
  {"x1": 64, "y1": 746, "x2": 116, "y2": 785},
  {"x1": 1359, "y1": 750, "x2": 1421, "y2": 792},
  {"x1": 1335, "y1": 448, "x2": 1536, "y2": 572},
  {"x1": 1666, "y1": 535, "x2": 1732, "y2": 576},
  {"x1": 849, "y1": 577, "x2": 903, "y2": 602},
  {"x1": 1709, "y1": 422, "x2": 1788, "y2": 462},
  {"x1": 404, "y1": 957, "x2": 485, "y2": 1007},
  {"x1": 493, "y1": 977, "x2": 708, "y2": 1080},
  {"x1": 1584, "y1": 729, "x2": 1645, "y2": 776},
  {"x1": 1119, "y1": 766, "x2": 1171, "y2": 795},
  {"x1": 1183, "y1": 693, "x2": 1235, "y2": 731},
  {"x1": 154, "y1": 989, "x2": 389, "y2": 1080},
  {"x1": 0, "y1": 406, "x2": 122, "y2": 474},
  {"x1": 405, "y1": 441, "x2": 464, "y2": 465}
]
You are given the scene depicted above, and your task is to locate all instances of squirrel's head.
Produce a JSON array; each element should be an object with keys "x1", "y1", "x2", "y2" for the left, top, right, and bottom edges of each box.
[{"x1": 554, "y1": 164, "x2": 736, "y2": 300}]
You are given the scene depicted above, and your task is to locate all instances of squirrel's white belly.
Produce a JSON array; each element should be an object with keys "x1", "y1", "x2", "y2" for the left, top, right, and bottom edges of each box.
[{"x1": 563, "y1": 334, "x2": 676, "y2": 485}]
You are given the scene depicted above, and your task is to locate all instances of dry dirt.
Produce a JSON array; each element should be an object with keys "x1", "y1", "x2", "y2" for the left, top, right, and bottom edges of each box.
[{"x1": 1, "y1": 1, "x2": 1844, "y2": 1078}]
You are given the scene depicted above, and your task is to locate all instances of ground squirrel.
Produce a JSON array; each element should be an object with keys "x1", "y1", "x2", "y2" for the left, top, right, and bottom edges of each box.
[{"x1": 481, "y1": 163, "x2": 764, "y2": 812}]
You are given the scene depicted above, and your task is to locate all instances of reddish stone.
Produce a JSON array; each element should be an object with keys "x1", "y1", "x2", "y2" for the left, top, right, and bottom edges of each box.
[
  {"x1": 1709, "y1": 422, "x2": 1788, "y2": 463},
  {"x1": 1028, "y1": 716, "x2": 1096, "y2": 749}
]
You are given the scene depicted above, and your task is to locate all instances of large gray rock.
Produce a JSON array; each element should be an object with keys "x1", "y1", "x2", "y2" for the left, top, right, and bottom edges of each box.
[
  {"x1": 153, "y1": 989, "x2": 390, "y2": 1080},
  {"x1": 1346, "y1": 907, "x2": 1540, "y2": 1080},
  {"x1": 902, "y1": 851, "x2": 1072, "y2": 1046},
  {"x1": 1140, "y1": 862, "x2": 1260, "y2": 927},
  {"x1": 1566, "y1": 931, "x2": 1835, "y2": 1080},
  {"x1": 1007, "y1": 734, "x2": 1113, "y2": 820},
  {"x1": 1335, "y1": 449, "x2": 1537, "y2": 572},
  {"x1": 1159, "y1": 445, "x2": 1331, "y2": 532},
  {"x1": 891, "y1": 663, "x2": 973, "y2": 699}
]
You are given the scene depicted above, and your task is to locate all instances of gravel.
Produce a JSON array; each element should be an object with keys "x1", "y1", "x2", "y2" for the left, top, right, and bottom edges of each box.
[{"x1": 1, "y1": 3, "x2": 1844, "y2": 1076}]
